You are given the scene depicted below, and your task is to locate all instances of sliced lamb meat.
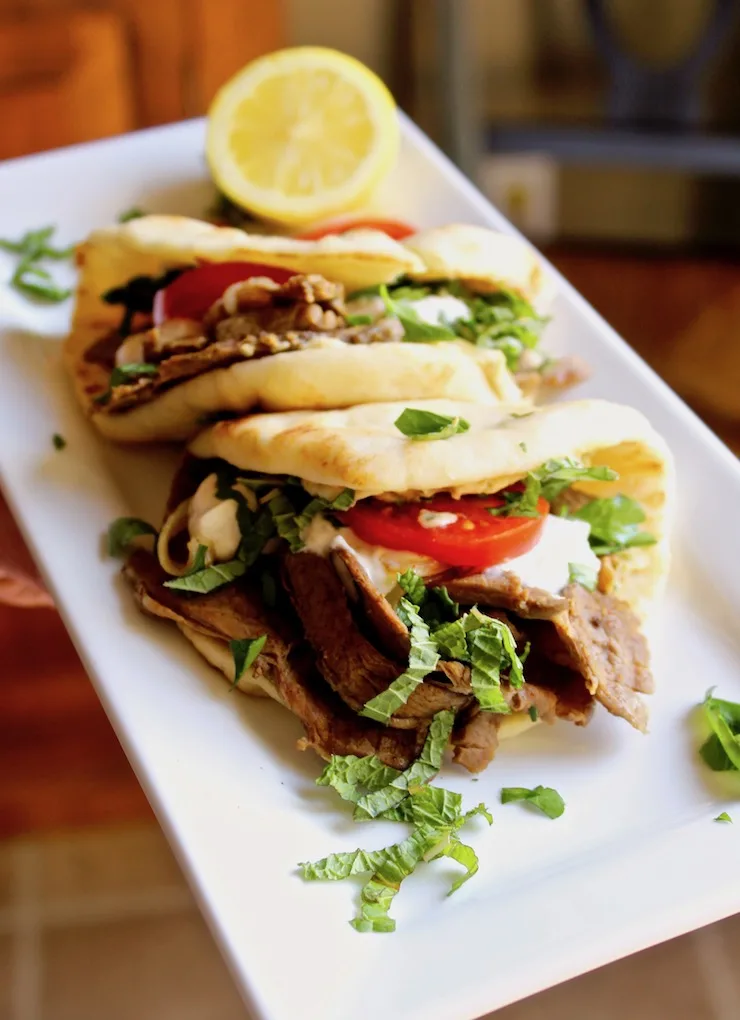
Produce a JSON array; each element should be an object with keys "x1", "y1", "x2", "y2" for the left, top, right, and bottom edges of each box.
[
  {"x1": 516, "y1": 354, "x2": 591, "y2": 400},
  {"x1": 331, "y1": 545, "x2": 410, "y2": 661},
  {"x1": 443, "y1": 571, "x2": 567, "y2": 619},
  {"x1": 548, "y1": 583, "x2": 652, "y2": 731},
  {"x1": 451, "y1": 683, "x2": 555, "y2": 773},
  {"x1": 285, "y1": 655, "x2": 429, "y2": 770},
  {"x1": 452, "y1": 673, "x2": 594, "y2": 773},
  {"x1": 124, "y1": 549, "x2": 425, "y2": 769},
  {"x1": 124, "y1": 548, "x2": 292, "y2": 645},
  {"x1": 451, "y1": 710, "x2": 500, "y2": 773},
  {"x1": 282, "y1": 551, "x2": 471, "y2": 728}
]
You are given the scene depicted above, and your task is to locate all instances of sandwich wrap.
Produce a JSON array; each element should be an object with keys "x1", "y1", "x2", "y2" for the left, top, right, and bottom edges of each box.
[
  {"x1": 124, "y1": 398, "x2": 672, "y2": 772},
  {"x1": 66, "y1": 216, "x2": 530, "y2": 443}
]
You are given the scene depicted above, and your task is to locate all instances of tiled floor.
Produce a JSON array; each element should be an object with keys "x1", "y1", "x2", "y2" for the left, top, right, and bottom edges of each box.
[{"x1": 0, "y1": 822, "x2": 739, "y2": 1020}]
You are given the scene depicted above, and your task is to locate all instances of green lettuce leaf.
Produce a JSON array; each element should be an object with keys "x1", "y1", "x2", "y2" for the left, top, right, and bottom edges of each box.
[
  {"x1": 379, "y1": 284, "x2": 457, "y2": 341},
  {"x1": 453, "y1": 287, "x2": 545, "y2": 370},
  {"x1": 163, "y1": 559, "x2": 245, "y2": 594},
  {"x1": 501, "y1": 785, "x2": 565, "y2": 819},
  {"x1": 469, "y1": 627, "x2": 513, "y2": 713},
  {"x1": 700, "y1": 690, "x2": 740, "y2": 771},
  {"x1": 397, "y1": 568, "x2": 427, "y2": 606},
  {"x1": 439, "y1": 838, "x2": 480, "y2": 894},
  {"x1": 228, "y1": 634, "x2": 267, "y2": 691},
  {"x1": 534, "y1": 459, "x2": 618, "y2": 502},
  {"x1": 107, "y1": 516, "x2": 157, "y2": 557},
  {"x1": 360, "y1": 599, "x2": 439, "y2": 724},
  {"x1": 570, "y1": 494, "x2": 656, "y2": 556},
  {"x1": 394, "y1": 408, "x2": 470, "y2": 442},
  {"x1": 489, "y1": 459, "x2": 618, "y2": 519},
  {"x1": 267, "y1": 487, "x2": 354, "y2": 552}
]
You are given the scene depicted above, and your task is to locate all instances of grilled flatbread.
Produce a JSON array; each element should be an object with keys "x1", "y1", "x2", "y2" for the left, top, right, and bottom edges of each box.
[
  {"x1": 190, "y1": 398, "x2": 673, "y2": 617},
  {"x1": 65, "y1": 216, "x2": 526, "y2": 442}
]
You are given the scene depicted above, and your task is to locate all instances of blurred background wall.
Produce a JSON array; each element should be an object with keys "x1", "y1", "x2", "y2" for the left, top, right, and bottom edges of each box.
[{"x1": 5, "y1": 0, "x2": 740, "y2": 250}]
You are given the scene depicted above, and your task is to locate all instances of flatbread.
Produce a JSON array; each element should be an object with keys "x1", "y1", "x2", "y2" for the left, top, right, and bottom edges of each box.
[
  {"x1": 404, "y1": 224, "x2": 545, "y2": 301},
  {"x1": 66, "y1": 215, "x2": 525, "y2": 441},
  {"x1": 189, "y1": 398, "x2": 674, "y2": 616}
]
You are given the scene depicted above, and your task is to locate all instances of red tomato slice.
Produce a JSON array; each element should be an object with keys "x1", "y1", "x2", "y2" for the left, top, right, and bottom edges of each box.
[
  {"x1": 296, "y1": 218, "x2": 417, "y2": 241},
  {"x1": 338, "y1": 492, "x2": 548, "y2": 570},
  {"x1": 153, "y1": 261, "x2": 297, "y2": 325}
]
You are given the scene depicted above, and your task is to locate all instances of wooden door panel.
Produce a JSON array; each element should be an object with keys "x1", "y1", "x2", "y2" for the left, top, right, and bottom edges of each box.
[{"x1": 0, "y1": 10, "x2": 135, "y2": 159}]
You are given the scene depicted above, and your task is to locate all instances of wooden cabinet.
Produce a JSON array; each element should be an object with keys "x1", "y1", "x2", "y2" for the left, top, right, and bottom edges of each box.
[{"x1": 0, "y1": 1, "x2": 283, "y2": 160}]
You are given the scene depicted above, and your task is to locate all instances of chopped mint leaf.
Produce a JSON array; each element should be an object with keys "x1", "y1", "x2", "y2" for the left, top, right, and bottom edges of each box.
[
  {"x1": 519, "y1": 441, "x2": 527, "y2": 452},
  {"x1": 396, "y1": 570, "x2": 458, "y2": 626},
  {"x1": 528, "y1": 705, "x2": 539, "y2": 722},
  {"x1": 301, "y1": 727, "x2": 492, "y2": 933},
  {"x1": 534, "y1": 459, "x2": 618, "y2": 502},
  {"x1": 360, "y1": 599, "x2": 439, "y2": 724},
  {"x1": 397, "y1": 568, "x2": 427, "y2": 606},
  {"x1": 107, "y1": 516, "x2": 156, "y2": 557},
  {"x1": 715, "y1": 812, "x2": 733, "y2": 823},
  {"x1": 354, "y1": 711, "x2": 455, "y2": 821},
  {"x1": 95, "y1": 362, "x2": 157, "y2": 405},
  {"x1": 501, "y1": 785, "x2": 565, "y2": 819},
  {"x1": 1, "y1": 225, "x2": 75, "y2": 303},
  {"x1": 568, "y1": 562, "x2": 598, "y2": 591},
  {"x1": 379, "y1": 284, "x2": 457, "y2": 341},
  {"x1": 487, "y1": 475, "x2": 542, "y2": 518},
  {"x1": 118, "y1": 207, "x2": 146, "y2": 222},
  {"x1": 317, "y1": 755, "x2": 402, "y2": 805},
  {"x1": 394, "y1": 407, "x2": 470, "y2": 442},
  {"x1": 488, "y1": 459, "x2": 618, "y2": 519},
  {"x1": 432, "y1": 608, "x2": 524, "y2": 712},
  {"x1": 164, "y1": 558, "x2": 245, "y2": 594},
  {"x1": 345, "y1": 313, "x2": 373, "y2": 326},
  {"x1": 228, "y1": 634, "x2": 267, "y2": 690},
  {"x1": 52, "y1": 433, "x2": 66, "y2": 450}
]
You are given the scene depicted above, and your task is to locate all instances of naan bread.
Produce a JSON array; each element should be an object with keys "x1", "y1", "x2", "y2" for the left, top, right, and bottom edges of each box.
[
  {"x1": 66, "y1": 215, "x2": 525, "y2": 441},
  {"x1": 404, "y1": 224, "x2": 546, "y2": 301},
  {"x1": 189, "y1": 398, "x2": 674, "y2": 616}
]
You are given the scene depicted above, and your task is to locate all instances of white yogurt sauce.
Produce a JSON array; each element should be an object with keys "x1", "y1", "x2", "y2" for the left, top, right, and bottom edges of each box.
[
  {"x1": 304, "y1": 510, "x2": 598, "y2": 597},
  {"x1": 187, "y1": 473, "x2": 243, "y2": 562},
  {"x1": 302, "y1": 515, "x2": 439, "y2": 595},
  {"x1": 485, "y1": 514, "x2": 599, "y2": 594},
  {"x1": 409, "y1": 295, "x2": 469, "y2": 328}
]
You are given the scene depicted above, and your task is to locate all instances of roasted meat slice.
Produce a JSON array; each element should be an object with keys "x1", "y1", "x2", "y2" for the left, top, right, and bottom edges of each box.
[
  {"x1": 442, "y1": 571, "x2": 568, "y2": 619},
  {"x1": 331, "y1": 545, "x2": 411, "y2": 661},
  {"x1": 124, "y1": 549, "x2": 427, "y2": 769},
  {"x1": 282, "y1": 551, "x2": 471, "y2": 728}
]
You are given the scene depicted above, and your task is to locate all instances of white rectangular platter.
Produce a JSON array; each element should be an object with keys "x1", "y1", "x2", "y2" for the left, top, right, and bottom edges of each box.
[{"x1": 2, "y1": 116, "x2": 740, "y2": 1020}]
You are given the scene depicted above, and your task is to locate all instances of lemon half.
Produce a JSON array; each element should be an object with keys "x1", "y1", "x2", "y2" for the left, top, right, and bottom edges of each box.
[{"x1": 206, "y1": 47, "x2": 400, "y2": 227}]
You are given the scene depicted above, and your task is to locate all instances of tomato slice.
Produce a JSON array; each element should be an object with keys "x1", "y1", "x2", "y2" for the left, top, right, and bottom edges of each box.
[
  {"x1": 152, "y1": 261, "x2": 297, "y2": 325},
  {"x1": 296, "y1": 218, "x2": 417, "y2": 241},
  {"x1": 338, "y1": 492, "x2": 548, "y2": 570}
]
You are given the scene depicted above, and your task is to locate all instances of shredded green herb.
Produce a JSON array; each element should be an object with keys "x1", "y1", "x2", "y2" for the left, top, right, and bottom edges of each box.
[{"x1": 1, "y1": 226, "x2": 75, "y2": 302}]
